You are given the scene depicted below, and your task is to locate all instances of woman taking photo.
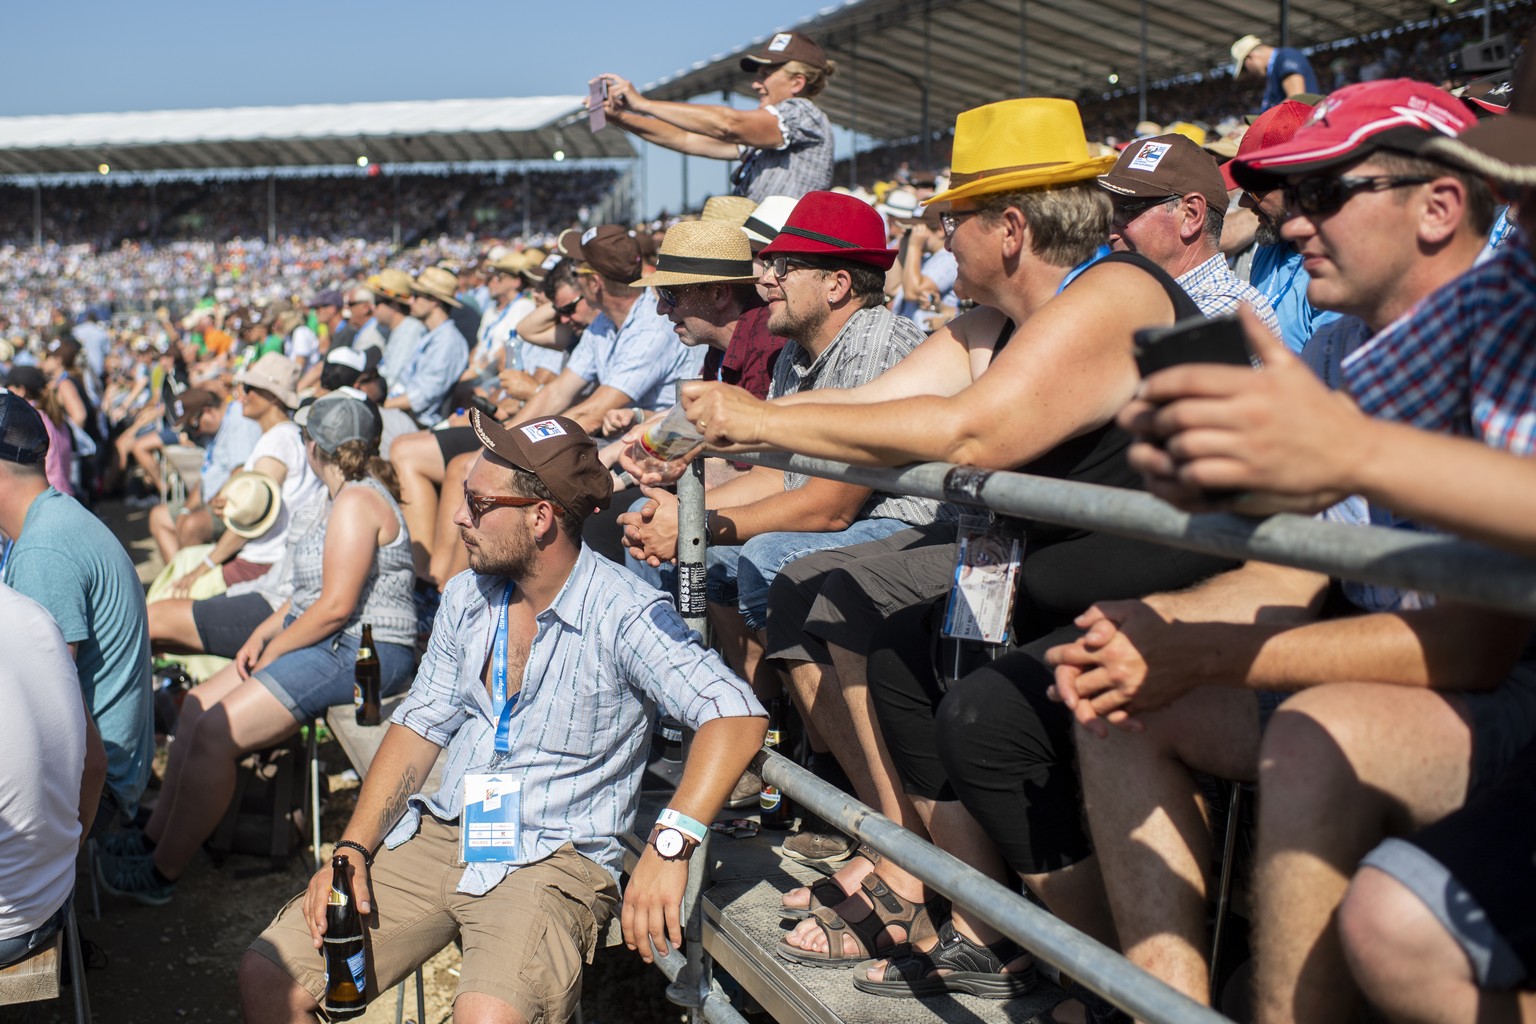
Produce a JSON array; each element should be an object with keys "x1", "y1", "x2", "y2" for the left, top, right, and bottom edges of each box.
[
  {"x1": 597, "y1": 30, "x2": 835, "y2": 201},
  {"x1": 97, "y1": 391, "x2": 418, "y2": 904}
]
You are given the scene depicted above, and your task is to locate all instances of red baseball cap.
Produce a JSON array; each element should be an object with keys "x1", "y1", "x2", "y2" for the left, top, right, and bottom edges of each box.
[
  {"x1": 1220, "y1": 98, "x2": 1316, "y2": 190},
  {"x1": 758, "y1": 191, "x2": 897, "y2": 269},
  {"x1": 1230, "y1": 79, "x2": 1477, "y2": 192}
]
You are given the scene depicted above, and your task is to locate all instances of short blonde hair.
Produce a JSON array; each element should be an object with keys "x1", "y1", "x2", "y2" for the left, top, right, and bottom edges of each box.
[
  {"x1": 784, "y1": 58, "x2": 837, "y2": 99},
  {"x1": 979, "y1": 181, "x2": 1112, "y2": 267}
]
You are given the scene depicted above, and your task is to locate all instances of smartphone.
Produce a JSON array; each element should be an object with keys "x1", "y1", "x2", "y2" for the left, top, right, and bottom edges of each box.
[
  {"x1": 1134, "y1": 314, "x2": 1251, "y2": 377},
  {"x1": 587, "y1": 79, "x2": 608, "y2": 133}
]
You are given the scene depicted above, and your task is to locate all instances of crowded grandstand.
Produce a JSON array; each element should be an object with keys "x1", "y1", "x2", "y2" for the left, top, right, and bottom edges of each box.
[{"x1": 2, "y1": 1, "x2": 1534, "y2": 1022}]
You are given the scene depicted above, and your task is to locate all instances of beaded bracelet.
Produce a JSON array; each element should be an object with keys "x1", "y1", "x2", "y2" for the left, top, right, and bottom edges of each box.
[{"x1": 334, "y1": 839, "x2": 374, "y2": 868}]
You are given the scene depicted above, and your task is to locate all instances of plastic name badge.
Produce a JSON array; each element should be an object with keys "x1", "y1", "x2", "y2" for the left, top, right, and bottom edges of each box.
[
  {"x1": 942, "y1": 512, "x2": 1022, "y2": 645},
  {"x1": 460, "y1": 774, "x2": 522, "y2": 863}
]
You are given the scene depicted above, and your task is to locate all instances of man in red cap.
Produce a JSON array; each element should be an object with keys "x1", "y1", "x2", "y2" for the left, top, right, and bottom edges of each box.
[
  {"x1": 1049, "y1": 78, "x2": 1521, "y2": 1022},
  {"x1": 242, "y1": 413, "x2": 765, "y2": 1024},
  {"x1": 1224, "y1": 97, "x2": 1346, "y2": 352},
  {"x1": 618, "y1": 191, "x2": 946, "y2": 702}
]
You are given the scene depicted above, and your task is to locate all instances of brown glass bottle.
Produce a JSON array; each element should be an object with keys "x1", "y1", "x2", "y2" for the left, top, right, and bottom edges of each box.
[
  {"x1": 759, "y1": 692, "x2": 794, "y2": 830},
  {"x1": 354, "y1": 624, "x2": 381, "y2": 726},
  {"x1": 322, "y1": 854, "x2": 367, "y2": 1019}
]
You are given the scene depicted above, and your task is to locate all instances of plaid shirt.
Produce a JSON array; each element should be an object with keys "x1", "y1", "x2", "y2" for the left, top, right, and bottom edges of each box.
[
  {"x1": 1177, "y1": 254, "x2": 1282, "y2": 336},
  {"x1": 732, "y1": 98, "x2": 834, "y2": 202},
  {"x1": 1345, "y1": 236, "x2": 1536, "y2": 453},
  {"x1": 1324, "y1": 235, "x2": 1536, "y2": 613},
  {"x1": 770, "y1": 304, "x2": 950, "y2": 526},
  {"x1": 385, "y1": 546, "x2": 762, "y2": 892}
]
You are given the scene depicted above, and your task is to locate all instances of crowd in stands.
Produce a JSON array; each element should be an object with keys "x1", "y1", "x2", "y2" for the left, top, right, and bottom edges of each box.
[
  {"x1": 3, "y1": 12, "x2": 1536, "y2": 1024},
  {"x1": 0, "y1": 167, "x2": 619, "y2": 249}
]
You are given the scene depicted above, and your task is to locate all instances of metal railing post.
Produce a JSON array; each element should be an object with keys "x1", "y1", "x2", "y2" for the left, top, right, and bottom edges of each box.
[{"x1": 675, "y1": 457, "x2": 711, "y2": 643}]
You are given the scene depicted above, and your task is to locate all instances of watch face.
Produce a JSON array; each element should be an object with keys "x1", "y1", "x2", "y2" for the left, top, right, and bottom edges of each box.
[{"x1": 656, "y1": 828, "x2": 685, "y2": 858}]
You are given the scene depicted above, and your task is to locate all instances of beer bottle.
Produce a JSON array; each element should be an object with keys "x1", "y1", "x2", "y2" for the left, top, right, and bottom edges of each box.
[
  {"x1": 759, "y1": 691, "x2": 794, "y2": 831},
  {"x1": 322, "y1": 853, "x2": 367, "y2": 1019},
  {"x1": 354, "y1": 623, "x2": 381, "y2": 726}
]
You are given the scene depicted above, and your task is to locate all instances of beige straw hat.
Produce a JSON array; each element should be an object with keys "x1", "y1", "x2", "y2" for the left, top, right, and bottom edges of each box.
[
  {"x1": 634, "y1": 221, "x2": 759, "y2": 289},
  {"x1": 410, "y1": 266, "x2": 463, "y2": 308},
  {"x1": 220, "y1": 471, "x2": 282, "y2": 539}
]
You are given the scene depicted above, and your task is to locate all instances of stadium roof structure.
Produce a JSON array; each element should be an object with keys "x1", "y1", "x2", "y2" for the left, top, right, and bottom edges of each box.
[
  {"x1": 641, "y1": 0, "x2": 1450, "y2": 142},
  {"x1": 0, "y1": 96, "x2": 633, "y2": 176}
]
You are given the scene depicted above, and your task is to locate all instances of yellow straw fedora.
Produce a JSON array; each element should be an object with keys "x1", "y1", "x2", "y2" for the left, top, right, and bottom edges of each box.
[{"x1": 926, "y1": 98, "x2": 1118, "y2": 206}]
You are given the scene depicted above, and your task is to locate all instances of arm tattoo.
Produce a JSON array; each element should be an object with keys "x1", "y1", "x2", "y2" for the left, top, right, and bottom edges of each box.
[{"x1": 379, "y1": 765, "x2": 419, "y2": 833}]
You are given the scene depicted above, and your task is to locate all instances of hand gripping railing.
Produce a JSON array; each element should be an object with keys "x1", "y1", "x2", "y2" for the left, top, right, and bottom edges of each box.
[{"x1": 664, "y1": 449, "x2": 1536, "y2": 1024}]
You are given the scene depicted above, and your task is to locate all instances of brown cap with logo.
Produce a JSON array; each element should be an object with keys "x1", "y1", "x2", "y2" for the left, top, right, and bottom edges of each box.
[
  {"x1": 469, "y1": 410, "x2": 613, "y2": 516},
  {"x1": 568, "y1": 224, "x2": 643, "y2": 284},
  {"x1": 1097, "y1": 133, "x2": 1230, "y2": 219},
  {"x1": 740, "y1": 31, "x2": 828, "y2": 72}
]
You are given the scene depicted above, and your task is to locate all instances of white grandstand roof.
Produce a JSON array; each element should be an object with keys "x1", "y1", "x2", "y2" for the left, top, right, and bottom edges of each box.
[{"x1": 0, "y1": 96, "x2": 633, "y2": 175}]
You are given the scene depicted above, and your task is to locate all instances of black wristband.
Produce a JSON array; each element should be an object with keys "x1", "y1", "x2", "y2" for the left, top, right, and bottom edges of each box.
[{"x1": 334, "y1": 839, "x2": 374, "y2": 868}]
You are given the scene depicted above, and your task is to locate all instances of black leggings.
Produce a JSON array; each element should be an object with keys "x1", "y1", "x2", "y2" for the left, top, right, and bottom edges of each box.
[
  {"x1": 867, "y1": 531, "x2": 1235, "y2": 876},
  {"x1": 870, "y1": 606, "x2": 1090, "y2": 874}
]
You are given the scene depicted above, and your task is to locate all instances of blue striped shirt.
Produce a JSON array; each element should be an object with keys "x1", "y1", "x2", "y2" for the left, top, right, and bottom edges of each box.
[{"x1": 384, "y1": 545, "x2": 763, "y2": 893}]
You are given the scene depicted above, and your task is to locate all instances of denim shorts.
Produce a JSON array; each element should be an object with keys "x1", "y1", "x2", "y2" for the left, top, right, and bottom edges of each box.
[
  {"x1": 0, "y1": 897, "x2": 69, "y2": 969},
  {"x1": 624, "y1": 511, "x2": 912, "y2": 631},
  {"x1": 254, "y1": 618, "x2": 416, "y2": 721}
]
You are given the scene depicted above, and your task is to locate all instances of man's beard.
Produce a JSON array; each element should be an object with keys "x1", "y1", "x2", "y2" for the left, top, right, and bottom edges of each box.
[
  {"x1": 465, "y1": 527, "x2": 536, "y2": 579},
  {"x1": 767, "y1": 295, "x2": 829, "y2": 343},
  {"x1": 1254, "y1": 211, "x2": 1284, "y2": 247}
]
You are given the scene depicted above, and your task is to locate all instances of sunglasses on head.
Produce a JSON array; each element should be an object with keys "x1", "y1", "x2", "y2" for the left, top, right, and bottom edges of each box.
[{"x1": 1282, "y1": 174, "x2": 1434, "y2": 216}]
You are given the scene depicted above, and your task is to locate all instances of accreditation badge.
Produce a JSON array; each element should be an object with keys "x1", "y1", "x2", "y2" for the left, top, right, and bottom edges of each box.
[
  {"x1": 941, "y1": 512, "x2": 1022, "y2": 645},
  {"x1": 459, "y1": 773, "x2": 522, "y2": 864}
]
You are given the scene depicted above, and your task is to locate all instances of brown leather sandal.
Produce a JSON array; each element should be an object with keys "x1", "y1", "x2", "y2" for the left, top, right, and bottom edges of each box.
[
  {"x1": 777, "y1": 872, "x2": 936, "y2": 968},
  {"x1": 778, "y1": 844, "x2": 882, "y2": 921}
]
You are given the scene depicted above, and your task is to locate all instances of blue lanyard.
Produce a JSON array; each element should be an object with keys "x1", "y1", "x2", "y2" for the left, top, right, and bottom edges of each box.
[
  {"x1": 491, "y1": 583, "x2": 519, "y2": 754},
  {"x1": 1056, "y1": 245, "x2": 1112, "y2": 295},
  {"x1": 479, "y1": 301, "x2": 516, "y2": 347},
  {"x1": 0, "y1": 536, "x2": 11, "y2": 580}
]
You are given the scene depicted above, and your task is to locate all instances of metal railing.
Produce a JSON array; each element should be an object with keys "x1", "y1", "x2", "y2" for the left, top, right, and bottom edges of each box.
[{"x1": 660, "y1": 448, "x2": 1536, "y2": 1024}]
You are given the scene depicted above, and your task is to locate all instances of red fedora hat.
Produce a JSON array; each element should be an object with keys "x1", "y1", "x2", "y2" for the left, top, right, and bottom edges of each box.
[{"x1": 758, "y1": 191, "x2": 897, "y2": 269}]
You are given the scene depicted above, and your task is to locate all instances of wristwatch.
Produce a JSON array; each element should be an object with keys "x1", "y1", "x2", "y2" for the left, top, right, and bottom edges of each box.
[{"x1": 647, "y1": 824, "x2": 699, "y2": 861}]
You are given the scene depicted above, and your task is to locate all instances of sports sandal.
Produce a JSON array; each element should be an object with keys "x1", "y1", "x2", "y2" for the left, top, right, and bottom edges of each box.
[
  {"x1": 777, "y1": 873, "x2": 934, "y2": 968},
  {"x1": 779, "y1": 844, "x2": 880, "y2": 920},
  {"x1": 853, "y1": 919, "x2": 1038, "y2": 999}
]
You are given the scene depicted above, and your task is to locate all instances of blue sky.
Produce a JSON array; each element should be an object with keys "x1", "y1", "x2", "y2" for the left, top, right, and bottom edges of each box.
[{"x1": 0, "y1": 1, "x2": 849, "y2": 217}]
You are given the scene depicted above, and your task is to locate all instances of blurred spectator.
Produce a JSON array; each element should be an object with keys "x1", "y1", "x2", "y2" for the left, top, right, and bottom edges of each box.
[{"x1": 0, "y1": 393, "x2": 154, "y2": 839}]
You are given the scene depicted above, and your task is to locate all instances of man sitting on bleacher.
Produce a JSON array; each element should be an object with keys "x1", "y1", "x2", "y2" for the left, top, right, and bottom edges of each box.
[
  {"x1": 240, "y1": 413, "x2": 765, "y2": 1024},
  {"x1": 0, "y1": 394, "x2": 154, "y2": 841},
  {"x1": 1047, "y1": 80, "x2": 1528, "y2": 1023},
  {"x1": 0, "y1": 582, "x2": 104, "y2": 968}
]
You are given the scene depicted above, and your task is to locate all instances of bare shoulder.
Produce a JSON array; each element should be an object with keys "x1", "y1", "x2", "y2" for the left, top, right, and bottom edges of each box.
[{"x1": 333, "y1": 481, "x2": 395, "y2": 526}]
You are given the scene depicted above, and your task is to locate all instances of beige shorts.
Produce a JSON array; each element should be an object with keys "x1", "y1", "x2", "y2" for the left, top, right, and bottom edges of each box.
[{"x1": 248, "y1": 816, "x2": 618, "y2": 1022}]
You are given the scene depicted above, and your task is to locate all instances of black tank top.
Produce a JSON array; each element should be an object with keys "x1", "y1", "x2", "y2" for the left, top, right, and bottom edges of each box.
[{"x1": 996, "y1": 251, "x2": 1202, "y2": 547}]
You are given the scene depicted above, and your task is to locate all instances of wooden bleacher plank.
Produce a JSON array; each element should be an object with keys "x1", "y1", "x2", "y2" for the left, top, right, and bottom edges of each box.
[
  {"x1": 325, "y1": 697, "x2": 443, "y2": 791},
  {"x1": 0, "y1": 936, "x2": 61, "y2": 1006}
]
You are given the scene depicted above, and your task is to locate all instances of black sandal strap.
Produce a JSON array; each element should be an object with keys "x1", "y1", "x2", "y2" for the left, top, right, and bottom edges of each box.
[{"x1": 930, "y1": 920, "x2": 1032, "y2": 977}]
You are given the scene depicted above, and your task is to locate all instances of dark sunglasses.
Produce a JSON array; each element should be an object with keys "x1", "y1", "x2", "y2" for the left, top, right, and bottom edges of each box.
[
  {"x1": 1112, "y1": 194, "x2": 1180, "y2": 220},
  {"x1": 655, "y1": 285, "x2": 696, "y2": 308},
  {"x1": 1283, "y1": 175, "x2": 1434, "y2": 216},
  {"x1": 464, "y1": 492, "x2": 565, "y2": 521},
  {"x1": 553, "y1": 298, "x2": 582, "y2": 318}
]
